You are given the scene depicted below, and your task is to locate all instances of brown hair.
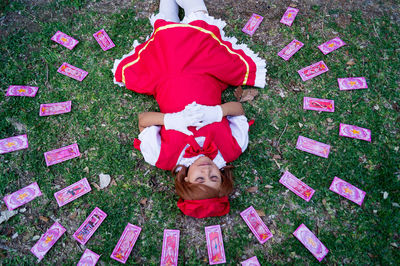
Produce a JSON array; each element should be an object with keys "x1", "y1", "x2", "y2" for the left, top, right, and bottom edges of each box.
[{"x1": 172, "y1": 165, "x2": 234, "y2": 200}]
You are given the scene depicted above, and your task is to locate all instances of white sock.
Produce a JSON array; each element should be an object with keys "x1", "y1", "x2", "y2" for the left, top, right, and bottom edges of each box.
[
  {"x1": 159, "y1": 0, "x2": 180, "y2": 23},
  {"x1": 176, "y1": 0, "x2": 208, "y2": 16}
]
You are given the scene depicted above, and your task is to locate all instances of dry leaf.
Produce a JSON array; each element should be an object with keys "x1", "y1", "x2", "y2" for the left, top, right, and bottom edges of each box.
[
  {"x1": 110, "y1": 179, "x2": 117, "y2": 187},
  {"x1": 289, "y1": 3, "x2": 297, "y2": 7},
  {"x1": 240, "y1": 89, "x2": 259, "y2": 102},
  {"x1": 39, "y1": 216, "x2": 49, "y2": 223},
  {"x1": 140, "y1": 198, "x2": 148, "y2": 205},
  {"x1": 326, "y1": 118, "x2": 333, "y2": 123},
  {"x1": 246, "y1": 186, "x2": 258, "y2": 193},
  {"x1": 273, "y1": 154, "x2": 282, "y2": 160},
  {"x1": 255, "y1": 209, "x2": 266, "y2": 217},
  {"x1": 254, "y1": 176, "x2": 263, "y2": 183},
  {"x1": 51, "y1": 44, "x2": 58, "y2": 49},
  {"x1": 265, "y1": 184, "x2": 273, "y2": 189},
  {"x1": 92, "y1": 182, "x2": 101, "y2": 191},
  {"x1": 69, "y1": 211, "x2": 78, "y2": 220},
  {"x1": 346, "y1": 59, "x2": 356, "y2": 65},
  {"x1": 83, "y1": 167, "x2": 89, "y2": 173},
  {"x1": 234, "y1": 86, "x2": 243, "y2": 101}
]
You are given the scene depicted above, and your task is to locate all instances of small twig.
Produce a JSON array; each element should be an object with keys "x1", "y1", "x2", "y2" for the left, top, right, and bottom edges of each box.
[
  {"x1": 372, "y1": 23, "x2": 381, "y2": 40},
  {"x1": 277, "y1": 122, "x2": 288, "y2": 144},
  {"x1": 324, "y1": 160, "x2": 332, "y2": 174}
]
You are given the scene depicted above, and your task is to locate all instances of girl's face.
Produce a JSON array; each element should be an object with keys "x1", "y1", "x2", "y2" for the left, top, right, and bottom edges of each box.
[{"x1": 185, "y1": 156, "x2": 222, "y2": 190}]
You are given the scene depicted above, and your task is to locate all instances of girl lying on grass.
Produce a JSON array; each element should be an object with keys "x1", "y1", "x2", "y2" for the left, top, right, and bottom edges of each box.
[{"x1": 113, "y1": 0, "x2": 266, "y2": 218}]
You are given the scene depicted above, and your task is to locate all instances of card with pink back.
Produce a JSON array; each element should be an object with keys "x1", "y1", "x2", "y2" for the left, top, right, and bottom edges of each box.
[
  {"x1": 279, "y1": 171, "x2": 315, "y2": 202},
  {"x1": 57, "y1": 62, "x2": 88, "y2": 81},
  {"x1": 30, "y1": 222, "x2": 66, "y2": 261},
  {"x1": 54, "y1": 178, "x2": 91, "y2": 207},
  {"x1": 77, "y1": 249, "x2": 100, "y2": 266},
  {"x1": 3, "y1": 182, "x2": 42, "y2": 211},
  {"x1": 298, "y1": 61, "x2": 329, "y2": 81},
  {"x1": 241, "y1": 256, "x2": 261, "y2": 266},
  {"x1": 280, "y1": 7, "x2": 299, "y2": 26},
  {"x1": 329, "y1": 176, "x2": 366, "y2": 206},
  {"x1": 160, "y1": 229, "x2": 180, "y2": 266},
  {"x1": 293, "y1": 224, "x2": 329, "y2": 262},
  {"x1": 73, "y1": 207, "x2": 107, "y2": 245},
  {"x1": 338, "y1": 77, "x2": 368, "y2": 91},
  {"x1": 93, "y1": 29, "x2": 115, "y2": 51},
  {"x1": 44, "y1": 143, "x2": 80, "y2": 166},
  {"x1": 0, "y1": 134, "x2": 28, "y2": 155},
  {"x1": 110, "y1": 223, "x2": 141, "y2": 264},
  {"x1": 39, "y1": 101, "x2": 72, "y2": 116},
  {"x1": 303, "y1": 97, "x2": 334, "y2": 112},
  {"x1": 278, "y1": 39, "x2": 304, "y2": 61},
  {"x1": 6, "y1": 85, "x2": 38, "y2": 97},
  {"x1": 240, "y1": 206, "x2": 273, "y2": 244},
  {"x1": 51, "y1": 31, "x2": 79, "y2": 50},
  {"x1": 296, "y1": 136, "x2": 330, "y2": 158},
  {"x1": 339, "y1": 123, "x2": 371, "y2": 142},
  {"x1": 318, "y1": 37, "x2": 346, "y2": 55},
  {"x1": 205, "y1": 225, "x2": 226, "y2": 265},
  {"x1": 242, "y1": 14, "x2": 263, "y2": 36}
]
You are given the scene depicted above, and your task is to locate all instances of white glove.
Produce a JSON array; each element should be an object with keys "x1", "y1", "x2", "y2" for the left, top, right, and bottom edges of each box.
[
  {"x1": 164, "y1": 104, "x2": 203, "y2": 135},
  {"x1": 185, "y1": 103, "x2": 223, "y2": 130}
]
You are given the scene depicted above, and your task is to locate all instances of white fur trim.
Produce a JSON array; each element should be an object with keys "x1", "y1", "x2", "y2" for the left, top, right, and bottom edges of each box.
[{"x1": 111, "y1": 40, "x2": 141, "y2": 87}]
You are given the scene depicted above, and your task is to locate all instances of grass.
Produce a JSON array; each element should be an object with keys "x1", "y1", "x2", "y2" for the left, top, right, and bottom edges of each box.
[{"x1": 1, "y1": 0, "x2": 399, "y2": 265}]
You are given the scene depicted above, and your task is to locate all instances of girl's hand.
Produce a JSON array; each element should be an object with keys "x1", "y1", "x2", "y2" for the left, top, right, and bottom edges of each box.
[
  {"x1": 185, "y1": 103, "x2": 223, "y2": 130},
  {"x1": 164, "y1": 106, "x2": 204, "y2": 135}
]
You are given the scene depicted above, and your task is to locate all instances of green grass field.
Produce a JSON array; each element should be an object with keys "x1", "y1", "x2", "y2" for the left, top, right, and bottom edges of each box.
[{"x1": 1, "y1": 0, "x2": 399, "y2": 265}]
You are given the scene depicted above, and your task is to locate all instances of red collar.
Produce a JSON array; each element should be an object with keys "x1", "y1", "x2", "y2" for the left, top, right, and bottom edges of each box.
[{"x1": 177, "y1": 197, "x2": 230, "y2": 218}]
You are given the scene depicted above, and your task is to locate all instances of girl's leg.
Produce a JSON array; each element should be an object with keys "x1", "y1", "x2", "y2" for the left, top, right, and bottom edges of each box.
[
  {"x1": 176, "y1": 0, "x2": 208, "y2": 16},
  {"x1": 159, "y1": 0, "x2": 180, "y2": 23}
]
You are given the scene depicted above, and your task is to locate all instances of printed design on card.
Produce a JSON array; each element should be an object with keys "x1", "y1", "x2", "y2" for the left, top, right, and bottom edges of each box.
[
  {"x1": 278, "y1": 39, "x2": 304, "y2": 60},
  {"x1": 77, "y1": 249, "x2": 100, "y2": 266},
  {"x1": 93, "y1": 29, "x2": 115, "y2": 51},
  {"x1": 161, "y1": 229, "x2": 180, "y2": 266},
  {"x1": 241, "y1": 256, "x2": 261, "y2": 266},
  {"x1": 31, "y1": 222, "x2": 66, "y2": 261},
  {"x1": 57, "y1": 63, "x2": 88, "y2": 81},
  {"x1": 242, "y1": 14, "x2": 263, "y2": 35},
  {"x1": 44, "y1": 143, "x2": 80, "y2": 166},
  {"x1": 54, "y1": 178, "x2": 91, "y2": 207},
  {"x1": 318, "y1": 37, "x2": 346, "y2": 55},
  {"x1": 293, "y1": 224, "x2": 329, "y2": 262},
  {"x1": 338, "y1": 77, "x2": 368, "y2": 91},
  {"x1": 329, "y1": 177, "x2": 366, "y2": 206},
  {"x1": 51, "y1": 31, "x2": 79, "y2": 50},
  {"x1": 3, "y1": 182, "x2": 42, "y2": 211},
  {"x1": 298, "y1": 61, "x2": 329, "y2": 81},
  {"x1": 0, "y1": 135, "x2": 29, "y2": 155},
  {"x1": 303, "y1": 97, "x2": 334, "y2": 112},
  {"x1": 296, "y1": 136, "x2": 330, "y2": 158},
  {"x1": 111, "y1": 223, "x2": 141, "y2": 263},
  {"x1": 279, "y1": 171, "x2": 315, "y2": 202},
  {"x1": 280, "y1": 7, "x2": 299, "y2": 26},
  {"x1": 6, "y1": 85, "x2": 38, "y2": 97},
  {"x1": 74, "y1": 207, "x2": 107, "y2": 245},
  {"x1": 240, "y1": 206, "x2": 272, "y2": 244},
  {"x1": 205, "y1": 225, "x2": 226, "y2": 265},
  {"x1": 40, "y1": 101, "x2": 72, "y2": 116},
  {"x1": 339, "y1": 123, "x2": 371, "y2": 142}
]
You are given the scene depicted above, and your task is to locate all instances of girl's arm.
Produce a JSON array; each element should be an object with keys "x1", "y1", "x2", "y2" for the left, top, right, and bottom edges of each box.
[
  {"x1": 220, "y1": 102, "x2": 244, "y2": 117},
  {"x1": 138, "y1": 112, "x2": 165, "y2": 132}
]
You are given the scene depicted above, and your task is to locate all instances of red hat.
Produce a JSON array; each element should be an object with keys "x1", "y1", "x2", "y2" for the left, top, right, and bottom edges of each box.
[{"x1": 177, "y1": 196, "x2": 230, "y2": 218}]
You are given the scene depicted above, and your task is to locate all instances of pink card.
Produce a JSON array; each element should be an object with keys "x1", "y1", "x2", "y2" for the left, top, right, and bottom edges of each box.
[
  {"x1": 77, "y1": 249, "x2": 101, "y2": 266},
  {"x1": 160, "y1": 229, "x2": 180, "y2": 266},
  {"x1": 241, "y1": 256, "x2": 261, "y2": 266},
  {"x1": 329, "y1": 176, "x2": 366, "y2": 206},
  {"x1": 30, "y1": 222, "x2": 66, "y2": 261},
  {"x1": 110, "y1": 223, "x2": 141, "y2": 264},
  {"x1": 280, "y1": 7, "x2": 299, "y2": 26},
  {"x1": 279, "y1": 171, "x2": 315, "y2": 202},
  {"x1": 339, "y1": 123, "x2": 371, "y2": 142},
  {"x1": 73, "y1": 207, "x2": 107, "y2": 245},
  {"x1": 3, "y1": 182, "x2": 42, "y2": 211},
  {"x1": 6, "y1": 85, "x2": 38, "y2": 97},
  {"x1": 54, "y1": 178, "x2": 91, "y2": 207},
  {"x1": 303, "y1": 97, "x2": 334, "y2": 112},
  {"x1": 44, "y1": 143, "x2": 80, "y2": 166},
  {"x1": 39, "y1": 101, "x2": 72, "y2": 116},
  {"x1": 278, "y1": 39, "x2": 304, "y2": 60},
  {"x1": 0, "y1": 134, "x2": 28, "y2": 155},
  {"x1": 318, "y1": 37, "x2": 346, "y2": 55},
  {"x1": 93, "y1": 29, "x2": 115, "y2": 51},
  {"x1": 240, "y1": 206, "x2": 273, "y2": 244},
  {"x1": 293, "y1": 224, "x2": 329, "y2": 262},
  {"x1": 298, "y1": 61, "x2": 329, "y2": 81},
  {"x1": 205, "y1": 225, "x2": 226, "y2": 265},
  {"x1": 296, "y1": 136, "x2": 330, "y2": 158},
  {"x1": 51, "y1": 31, "x2": 79, "y2": 50},
  {"x1": 57, "y1": 62, "x2": 88, "y2": 81},
  {"x1": 338, "y1": 77, "x2": 368, "y2": 91},
  {"x1": 242, "y1": 14, "x2": 263, "y2": 36}
]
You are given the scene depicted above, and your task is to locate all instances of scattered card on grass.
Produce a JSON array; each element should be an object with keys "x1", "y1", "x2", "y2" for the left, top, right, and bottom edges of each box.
[
  {"x1": 3, "y1": 182, "x2": 42, "y2": 211},
  {"x1": 242, "y1": 14, "x2": 263, "y2": 36},
  {"x1": 303, "y1": 97, "x2": 334, "y2": 112},
  {"x1": 77, "y1": 249, "x2": 100, "y2": 266},
  {"x1": 110, "y1": 223, "x2": 141, "y2": 264},
  {"x1": 280, "y1": 7, "x2": 299, "y2": 26},
  {"x1": 160, "y1": 229, "x2": 180, "y2": 266},
  {"x1": 339, "y1": 123, "x2": 371, "y2": 142},
  {"x1": 54, "y1": 178, "x2": 91, "y2": 207},
  {"x1": 329, "y1": 176, "x2": 366, "y2": 206},
  {"x1": 338, "y1": 77, "x2": 368, "y2": 91},
  {"x1": 93, "y1": 29, "x2": 115, "y2": 51},
  {"x1": 240, "y1": 206, "x2": 273, "y2": 244},
  {"x1": 278, "y1": 39, "x2": 304, "y2": 60},
  {"x1": 241, "y1": 256, "x2": 261, "y2": 266},
  {"x1": 0, "y1": 134, "x2": 28, "y2": 155},
  {"x1": 57, "y1": 62, "x2": 88, "y2": 81},
  {"x1": 6, "y1": 85, "x2": 38, "y2": 97},
  {"x1": 30, "y1": 222, "x2": 66, "y2": 261},
  {"x1": 293, "y1": 224, "x2": 329, "y2": 262},
  {"x1": 44, "y1": 143, "x2": 80, "y2": 166},
  {"x1": 298, "y1": 61, "x2": 329, "y2": 81},
  {"x1": 279, "y1": 171, "x2": 315, "y2": 202},
  {"x1": 39, "y1": 101, "x2": 71, "y2": 116},
  {"x1": 205, "y1": 225, "x2": 226, "y2": 265},
  {"x1": 296, "y1": 136, "x2": 330, "y2": 158},
  {"x1": 318, "y1": 37, "x2": 346, "y2": 55},
  {"x1": 51, "y1": 31, "x2": 79, "y2": 50},
  {"x1": 73, "y1": 207, "x2": 107, "y2": 245}
]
